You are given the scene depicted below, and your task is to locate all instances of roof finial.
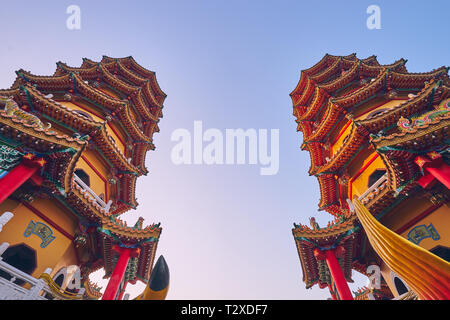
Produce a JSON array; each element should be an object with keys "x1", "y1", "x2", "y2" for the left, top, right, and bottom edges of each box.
[{"x1": 134, "y1": 216, "x2": 144, "y2": 229}]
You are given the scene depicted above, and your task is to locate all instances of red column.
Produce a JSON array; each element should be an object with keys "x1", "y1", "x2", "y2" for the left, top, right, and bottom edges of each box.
[
  {"x1": 425, "y1": 165, "x2": 450, "y2": 189},
  {"x1": 324, "y1": 249, "x2": 354, "y2": 300},
  {"x1": 117, "y1": 280, "x2": 128, "y2": 300},
  {"x1": 328, "y1": 284, "x2": 337, "y2": 300},
  {"x1": 102, "y1": 246, "x2": 140, "y2": 300},
  {"x1": 415, "y1": 152, "x2": 450, "y2": 189},
  {"x1": 0, "y1": 154, "x2": 45, "y2": 204},
  {"x1": 314, "y1": 247, "x2": 353, "y2": 300}
]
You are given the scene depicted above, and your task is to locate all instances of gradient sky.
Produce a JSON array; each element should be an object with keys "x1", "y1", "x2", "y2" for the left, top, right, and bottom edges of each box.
[{"x1": 0, "y1": 0, "x2": 449, "y2": 299}]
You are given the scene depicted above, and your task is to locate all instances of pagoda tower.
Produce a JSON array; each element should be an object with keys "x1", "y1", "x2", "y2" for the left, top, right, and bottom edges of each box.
[
  {"x1": 0, "y1": 56, "x2": 166, "y2": 300},
  {"x1": 291, "y1": 53, "x2": 450, "y2": 300}
]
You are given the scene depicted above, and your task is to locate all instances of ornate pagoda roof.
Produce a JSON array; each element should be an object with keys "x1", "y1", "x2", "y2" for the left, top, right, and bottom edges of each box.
[
  {"x1": 371, "y1": 98, "x2": 450, "y2": 194},
  {"x1": 98, "y1": 217, "x2": 161, "y2": 283},
  {"x1": 1, "y1": 56, "x2": 167, "y2": 289},
  {"x1": 292, "y1": 53, "x2": 449, "y2": 217},
  {"x1": 0, "y1": 96, "x2": 87, "y2": 193},
  {"x1": 292, "y1": 215, "x2": 359, "y2": 289},
  {"x1": 291, "y1": 54, "x2": 449, "y2": 293},
  {"x1": 8, "y1": 57, "x2": 167, "y2": 211}
]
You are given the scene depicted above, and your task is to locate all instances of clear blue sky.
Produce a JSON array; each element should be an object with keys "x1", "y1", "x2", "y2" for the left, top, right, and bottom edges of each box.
[{"x1": 0, "y1": 0, "x2": 448, "y2": 299}]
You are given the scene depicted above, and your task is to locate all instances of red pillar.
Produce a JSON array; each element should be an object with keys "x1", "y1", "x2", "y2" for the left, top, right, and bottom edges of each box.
[
  {"x1": 415, "y1": 153, "x2": 450, "y2": 189},
  {"x1": 0, "y1": 154, "x2": 45, "y2": 204},
  {"x1": 324, "y1": 249, "x2": 354, "y2": 300},
  {"x1": 425, "y1": 165, "x2": 450, "y2": 189},
  {"x1": 314, "y1": 247, "x2": 353, "y2": 300},
  {"x1": 328, "y1": 284, "x2": 337, "y2": 300},
  {"x1": 102, "y1": 246, "x2": 140, "y2": 300},
  {"x1": 117, "y1": 280, "x2": 128, "y2": 300}
]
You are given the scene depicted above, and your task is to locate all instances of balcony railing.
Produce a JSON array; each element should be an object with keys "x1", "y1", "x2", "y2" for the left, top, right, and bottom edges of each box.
[
  {"x1": 0, "y1": 243, "x2": 85, "y2": 300},
  {"x1": 73, "y1": 173, "x2": 112, "y2": 213},
  {"x1": 0, "y1": 244, "x2": 53, "y2": 300},
  {"x1": 358, "y1": 173, "x2": 388, "y2": 202}
]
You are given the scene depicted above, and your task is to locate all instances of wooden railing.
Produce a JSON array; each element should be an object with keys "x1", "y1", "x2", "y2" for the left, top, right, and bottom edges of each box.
[{"x1": 73, "y1": 173, "x2": 112, "y2": 213}]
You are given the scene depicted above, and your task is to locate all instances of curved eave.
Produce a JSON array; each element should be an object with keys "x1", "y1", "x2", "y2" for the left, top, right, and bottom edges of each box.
[
  {"x1": 314, "y1": 125, "x2": 369, "y2": 175},
  {"x1": 0, "y1": 109, "x2": 86, "y2": 150},
  {"x1": 118, "y1": 173, "x2": 139, "y2": 209},
  {"x1": 99, "y1": 221, "x2": 161, "y2": 242},
  {"x1": 317, "y1": 174, "x2": 340, "y2": 213},
  {"x1": 304, "y1": 59, "x2": 430, "y2": 143},
  {"x1": 116, "y1": 60, "x2": 164, "y2": 108},
  {"x1": 304, "y1": 102, "x2": 346, "y2": 143},
  {"x1": 116, "y1": 106, "x2": 152, "y2": 143},
  {"x1": 292, "y1": 217, "x2": 356, "y2": 239},
  {"x1": 319, "y1": 55, "x2": 404, "y2": 94},
  {"x1": 319, "y1": 60, "x2": 360, "y2": 93},
  {"x1": 19, "y1": 83, "x2": 103, "y2": 132},
  {"x1": 55, "y1": 63, "x2": 156, "y2": 145},
  {"x1": 372, "y1": 113, "x2": 450, "y2": 150},
  {"x1": 297, "y1": 88, "x2": 330, "y2": 122},
  {"x1": 293, "y1": 77, "x2": 316, "y2": 107},
  {"x1": 97, "y1": 64, "x2": 158, "y2": 122},
  {"x1": 293, "y1": 227, "x2": 356, "y2": 288},
  {"x1": 101, "y1": 56, "x2": 167, "y2": 103},
  {"x1": 131, "y1": 142, "x2": 150, "y2": 174},
  {"x1": 0, "y1": 110, "x2": 86, "y2": 193},
  {"x1": 26, "y1": 87, "x2": 139, "y2": 175},
  {"x1": 358, "y1": 81, "x2": 449, "y2": 133},
  {"x1": 15, "y1": 70, "x2": 128, "y2": 111},
  {"x1": 334, "y1": 66, "x2": 448, "y2": 109},
  {"x1": 293, "y1": 238, "x2": 318, "y2": 288},
  {"x1": 309, "y1": 57, "x2": 342, "y2": 84},
  {"x1": 290, "y1": 55, "x2": 338, "y2": 100},
  {"x1": 332, "y1": 69, "x2": 387, "y2": 109},
  {"x1": 304, "y1": 142, "x2": 326, "y2": 176},
  {"x1": 92, "y1": 126, "x2": 141, "y2": 175},
  {"x1": 293, "y1": 56, "x2": 402, "y2": 122},
  {"x1": 389, "y1": 66, "x2": 449, "y2": 90}
]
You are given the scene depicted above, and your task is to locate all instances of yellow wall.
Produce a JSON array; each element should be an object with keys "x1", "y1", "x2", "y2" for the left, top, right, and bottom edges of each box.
[
  {"x1": 0, "y1": 198, "x2": 77, "y2": 278},
  {"x1": 330, "y1": 100, "x2": 407, "y2": 156},
  {"x1": 355, "y1": 99, "x2": 408, "y2": 121},
  {"x1": 331, "y1": 120, "x2": 352, "y2": 155},
  {"x1": 75, "y1": 149, "x2": 109, "y2": 201},
  {"x1": 350, "y1": 154, "x2": 386, "y2": 198},
  {"x1": 399, "y1": 204, "x2": 450, "y2": 250}
]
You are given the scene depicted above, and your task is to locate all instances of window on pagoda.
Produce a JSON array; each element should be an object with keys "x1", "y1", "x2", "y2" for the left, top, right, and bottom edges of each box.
[
  {"x1": 0, "y1": 244, "x2": 37, "y2": 285},
  {"x1": 430, "y1": 246, "x2": 450, "y2": 262},
  {"x1": 72, "y1": 110, "x2": 94, "y2": 121},
  {"x1": 393, "y1": 276, "x2": 409, "y2": 295},
  {"x1": 74, "y1": 169, "x2": 90, "y2": 187},
  {"x1": 368, "y1": 169, "x2": 387, "y2": 188},
  {"x1": 366, "y1": 108, "x2": 388, "y2": 119},
  {"x1": 52, "y1": 267, "x2": 68, "y2": 287}
]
